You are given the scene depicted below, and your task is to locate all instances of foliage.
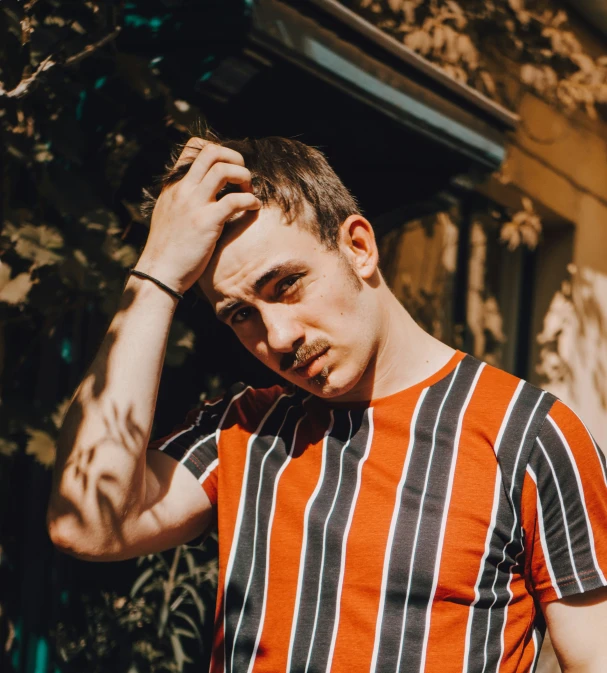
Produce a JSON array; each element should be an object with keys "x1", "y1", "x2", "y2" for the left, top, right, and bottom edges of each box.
[
  {"x1": 537, "y1": 264, "x2": 607, "y2": 413},
  {"x1": 345, "y1": 0, "x2": 607, "y2": 119},
  {"x1": 0, "y1": 0, "x2": 207, "y2": 469},
  {"x1": 499, "y1": 196, "x2": 542, "y2": 250},
  {"x1": 0, "y1": 0, "x2": 242, "y2": 669},
  {"x1": 343, "y1": 0, "x2": 607, "y2": 244},
  {"x1": 55, "y1": 543, "x2": 218, "y2": 673}
]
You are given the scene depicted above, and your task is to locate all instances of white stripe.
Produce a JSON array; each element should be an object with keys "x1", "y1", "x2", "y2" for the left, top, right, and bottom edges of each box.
[
  {"x1": 526, "y1": 465, "x2": 561, "y2": 599},
  {"x1": 462, "y1": 382, "x2": 524, "y2": 672},
  {"x1": 181, "y1": 432, "x2": 216, "y2": 464},
  {"x1": 215, "y1": 386, "x2": 251, "y2": 445},
  {"x1": 247, "y1": 408, "x2": 310, "y2": 673},
  {"x1": 157, "y1": 425, "x2": 194, "y2": 452},
  {"x1": 396, "y1": 363, "x2": 463, "y2": 672},
  {"x1": 326, "y1": 408, "x2": 375, "y2": 673},
  {"x1": 184, "y1": 387, "x2": 250, "y2": 477},
  {"x1": 369, "y1": 390, "x2": 428, "y2": 673},
  {"x1": 491, "y1": 392, "x2": 547, "y2": 672},
  {"x1": 158, "y1": 386, "x2": 250, "y2": 456},
  {"x1": 497, "y1": 545, "x2": 525, "y2": 671},
  {"x1": 531, "y1": 629, "x2": 540, "y2": 671},
  {"x1": 537, "y1": 438, "x2": 583, "y2": 591},
  {"x1": 229, "y1": 402, "x2": 300, "y2": 673},
  {"x1": 304, "y1": 413, "x2": 354, "y2": 673},
  {"x1": 222, "y1": 392, "x2": 293, "y2": 673},
  {"x1": 462, "y1": 467, "x2": 502, "y2": 671},
  {"x1": 547, "y1": 415, "x2": 607, "y2": 585},
  {"x1": 494, "y1": 381, "x2": 526, "y2": 458},
  {"x1": 286, "y1": 410, "x2": 335, "y2": 673},
  {"x1": 199, "y1": 457, "x2": 219, "y2": 485},
  {"x1": 420, "y1": 362, "x2": 486, "y2": 672}
]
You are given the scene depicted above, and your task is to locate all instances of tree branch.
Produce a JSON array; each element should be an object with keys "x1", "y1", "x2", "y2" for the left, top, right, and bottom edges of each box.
[{"x1": 0, "y1": 27, "x2": 121, "y2": 99}]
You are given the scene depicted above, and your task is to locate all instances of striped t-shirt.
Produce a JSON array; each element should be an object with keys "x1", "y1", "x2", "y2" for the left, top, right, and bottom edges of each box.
[{"x1": 149, "y1": 350, "x2": 607, "y2": 673}]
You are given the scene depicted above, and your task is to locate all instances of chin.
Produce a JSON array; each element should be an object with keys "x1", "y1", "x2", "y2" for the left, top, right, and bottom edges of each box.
[{"x1": 299, "y1": 366, "x2": 362, "y2": 400}]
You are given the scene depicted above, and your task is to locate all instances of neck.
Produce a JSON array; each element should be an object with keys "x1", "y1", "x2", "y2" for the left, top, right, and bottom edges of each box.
[{"x1": 338, "y1": 284, "x2": 456, "y2": 403}]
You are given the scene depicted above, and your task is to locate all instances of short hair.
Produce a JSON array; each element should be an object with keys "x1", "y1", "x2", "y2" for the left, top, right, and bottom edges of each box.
[{"x1": 141, "y1": 124, "x2": 361, "y2": 249}]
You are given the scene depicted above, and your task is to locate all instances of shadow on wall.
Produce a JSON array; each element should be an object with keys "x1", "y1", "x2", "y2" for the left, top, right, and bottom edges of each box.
[{"x1": 536, "y1": 264, "x2": 607, "y2": 448}]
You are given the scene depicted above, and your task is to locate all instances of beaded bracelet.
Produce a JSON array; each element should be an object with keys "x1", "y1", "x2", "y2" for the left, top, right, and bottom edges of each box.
[{"x1": 128, "y1": 268, "x2": 184, "y2": 301}]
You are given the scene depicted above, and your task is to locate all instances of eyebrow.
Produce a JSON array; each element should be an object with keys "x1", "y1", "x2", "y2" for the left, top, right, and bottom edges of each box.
[{"x1": 216, "y1": 260, "x2": 303, "y2": 322}]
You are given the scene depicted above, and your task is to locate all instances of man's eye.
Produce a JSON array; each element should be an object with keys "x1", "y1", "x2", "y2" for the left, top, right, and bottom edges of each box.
[
  {"x1": 232, "y1": 307, "x2": 253, "y2": 324},
  {"x1": 277, "y1": 275, "x2": 302, "y2": 295}
]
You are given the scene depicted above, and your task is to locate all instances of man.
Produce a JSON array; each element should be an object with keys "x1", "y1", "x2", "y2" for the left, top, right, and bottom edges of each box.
[{"x1": 48, "y1": 133, "x2": 607, "y2": 673}]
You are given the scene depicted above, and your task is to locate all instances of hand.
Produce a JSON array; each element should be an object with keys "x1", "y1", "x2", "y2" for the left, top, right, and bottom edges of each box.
[{"x1": 136, "y1": 138, "x2": 261, "y2": 293}]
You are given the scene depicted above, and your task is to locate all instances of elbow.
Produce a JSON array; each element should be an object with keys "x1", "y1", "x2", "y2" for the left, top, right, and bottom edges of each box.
[{"x1": 46, "y1": 504, "x2": 110, "y2": 561}]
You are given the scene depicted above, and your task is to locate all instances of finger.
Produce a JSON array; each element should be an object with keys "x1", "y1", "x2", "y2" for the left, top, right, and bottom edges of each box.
[
  {"x1": 213, "y1": 192, "x2": 262, "y2": 222},
  {"x1": 200, "y1": 163, "x2": 252, "y2": 202},
  {"x1": 182, "y1": 142, "x2": 246, "y2": 186},
  {"x1": 173, "y1": 137, "x2": 208, "y2": 169}
]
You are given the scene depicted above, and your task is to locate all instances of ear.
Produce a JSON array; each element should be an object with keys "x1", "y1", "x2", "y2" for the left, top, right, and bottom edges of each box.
[{"x1": 339, "y1": 215, "x2": 379, "y2": 280}]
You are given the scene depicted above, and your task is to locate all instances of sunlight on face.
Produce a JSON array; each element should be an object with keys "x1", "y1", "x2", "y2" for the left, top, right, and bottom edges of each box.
[{"x1": 200, "y1": 206, "x2": 380, "y2": 399}]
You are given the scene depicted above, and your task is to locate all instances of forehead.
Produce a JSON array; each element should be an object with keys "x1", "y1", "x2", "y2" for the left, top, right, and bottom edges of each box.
[{"x1": 199, "y1": 206, "x2": 324, "y2": 301}]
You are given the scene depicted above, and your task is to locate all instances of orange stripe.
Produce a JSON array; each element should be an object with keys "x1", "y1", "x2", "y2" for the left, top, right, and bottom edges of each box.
[
  {"x1": 549, "y1": 401, "x2": 607, "y2": 573},
  {"x1": 210, "y1": 387, "x2": 287, "y2": 673},
  {"x1": 329, "y1": 393, "x2": 418, "y2": 671},
  {"x1": 251, "y1": 401, "x2": 332, "y2": 672},
  {"x1": 499, "y1": 574, "x2": 537, "y2": 672},
  {"x1": 424, "y1": 364, "x2": 521, "y2": 670}
]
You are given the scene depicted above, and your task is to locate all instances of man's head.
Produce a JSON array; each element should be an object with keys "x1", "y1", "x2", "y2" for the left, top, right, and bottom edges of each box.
[
  {"x1": 143, "y1": 129, "x2": 360, "y2": 250},
  {"x1": 143, "y1": 129, "x2": 388, "y2": 401}
]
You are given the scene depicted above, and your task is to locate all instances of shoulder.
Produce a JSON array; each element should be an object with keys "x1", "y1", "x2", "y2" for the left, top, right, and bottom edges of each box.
[
  {"x1": 468, "y1": 356, "x2": 602, "y2": 463},
  {"x1": 460, "y1": 355, "x2": 558, "y2": 440},
  {"x1": 215, "y1": 381, "x2": 298, "y2": 432}
]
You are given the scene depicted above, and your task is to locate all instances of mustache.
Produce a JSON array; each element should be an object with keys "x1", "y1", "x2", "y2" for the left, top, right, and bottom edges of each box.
[{"x1": 279, "y1": 338, "x2": 331, "y2": 372}]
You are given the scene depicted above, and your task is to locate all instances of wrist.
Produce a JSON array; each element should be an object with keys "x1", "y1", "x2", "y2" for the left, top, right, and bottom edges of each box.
[
  {"x1": 128, "y1": 269, "x2": 184, "y2": 302},
  {"x1": 134, "y1": 255, "x2": 188, "y2": 295},
  {"x1": 124, "y1": 273, "x2": 180, "y2": 308}
]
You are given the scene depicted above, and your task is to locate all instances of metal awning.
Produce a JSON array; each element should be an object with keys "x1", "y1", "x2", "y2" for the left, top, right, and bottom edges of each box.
[
  {"x1": 566, "y1": 0, "x2": 607, "y2": 37},
  {"x1": 248, "y1": 0, "x2": 518, "y2": 173}
]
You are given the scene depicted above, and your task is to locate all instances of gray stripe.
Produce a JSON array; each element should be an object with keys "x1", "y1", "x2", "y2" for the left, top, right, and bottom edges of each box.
[
  {"x1": 398, "y1": 356, "x2": 482, "y2": 672},
  {"x1": 372, "y1": 357, "x2": 480, "y2": 672},
  {"x1": 289, "y1": 409, "x2": 369, "y2": 673},
  {"x1": 530, "y1": 417, "x2": 602, "y2": 593},
  {"x1": 157, "y1": 383, "x2": 248, "y2": 479},
  {"x1": 225, "y1": 392, "x2": 306, "y2": 673},
  {"x1": 465, "y1": 384, "x2": 554, "y2": 673}
]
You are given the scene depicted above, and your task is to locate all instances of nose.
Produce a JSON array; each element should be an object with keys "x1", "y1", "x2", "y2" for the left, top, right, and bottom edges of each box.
[{"x1": 263, "y1": 305, "x2": 304, "y2": 354}]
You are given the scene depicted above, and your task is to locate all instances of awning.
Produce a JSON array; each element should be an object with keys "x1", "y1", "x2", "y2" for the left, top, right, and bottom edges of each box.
[{"x1": 248, "y1": 0, "x2": 518, "y2": 173}]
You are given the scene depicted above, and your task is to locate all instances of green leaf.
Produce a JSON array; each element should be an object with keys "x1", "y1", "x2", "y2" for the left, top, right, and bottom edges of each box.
[
  {"x1": 130, "y1": 566, "x2": 155, "y2": 598},
  {"x1": 173, "y1": 610, "x2": 203, "y2": 646},
  {"x1": 0, "y1": 266, "x2": 33, "y2": 305},
  {"x1": 165, "y1": 321, "x2": 196, "y2": 367},
  {"x1": 5, "y1": 223, "x2": 64, "y2": 267},
  {"x1": 25, "y1": 428, "x2": 56, "y2": 467},
  {"x1": 172, "y1": 582, "x2": 205, "y2": 623},
  {"x1": 169, "y1": 633, "x2": 190, "y2": 671},
  {"x1": 158, "y1": 599, "x2": 170, "y2": 638},
  {"x1": 0, "y1": 438, "x2": 18, "y2": 457}
]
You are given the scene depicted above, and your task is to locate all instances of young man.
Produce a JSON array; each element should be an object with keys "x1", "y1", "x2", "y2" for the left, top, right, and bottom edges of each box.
[{"x1": 48, "y1": 134, "x2": 607, "y2": 672}]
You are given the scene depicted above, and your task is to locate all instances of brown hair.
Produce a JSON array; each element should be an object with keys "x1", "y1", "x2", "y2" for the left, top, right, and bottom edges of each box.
[{"x1": 141, "y1": 124, "x2": 361, "y2": 249}]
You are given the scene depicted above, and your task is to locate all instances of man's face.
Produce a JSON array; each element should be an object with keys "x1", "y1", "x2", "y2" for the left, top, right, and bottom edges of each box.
[{"x1": 200, "y1": 206, "x2": 380, "y2": 400}]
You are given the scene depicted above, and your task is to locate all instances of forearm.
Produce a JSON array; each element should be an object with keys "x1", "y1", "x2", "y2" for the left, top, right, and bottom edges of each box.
[{"x1": 48, "y1": 274, "x2": 178, "y2": 552}]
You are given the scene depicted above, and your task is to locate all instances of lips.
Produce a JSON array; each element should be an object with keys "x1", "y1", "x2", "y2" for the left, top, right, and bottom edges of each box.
[{"x1": 292, "y1": 347, "x2": 330, "y2": 378}]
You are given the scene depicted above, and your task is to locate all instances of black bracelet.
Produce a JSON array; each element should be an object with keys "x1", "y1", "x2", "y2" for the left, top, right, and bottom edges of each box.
[{"x1": 128, "y1": 269, "x2": 184, "y2": 301}]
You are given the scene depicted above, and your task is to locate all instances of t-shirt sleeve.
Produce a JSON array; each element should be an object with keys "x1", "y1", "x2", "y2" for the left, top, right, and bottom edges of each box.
[
  {"x1": 521, "y1": 399, "x2": 607, "y2": 603},
  {"x1": 147, "y1": 382, "x2": 248, "y2": 505}
]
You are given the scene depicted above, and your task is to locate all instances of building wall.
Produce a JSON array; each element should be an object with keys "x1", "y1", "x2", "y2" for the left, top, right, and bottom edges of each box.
[{"x1": 496, "y1": 16, "x2": 607, "y2": 672}]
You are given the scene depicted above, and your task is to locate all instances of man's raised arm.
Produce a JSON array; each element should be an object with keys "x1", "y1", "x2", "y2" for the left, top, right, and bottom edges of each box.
[{"x1": 46, "y1": 140, "x2": 261, "y2": 561}]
